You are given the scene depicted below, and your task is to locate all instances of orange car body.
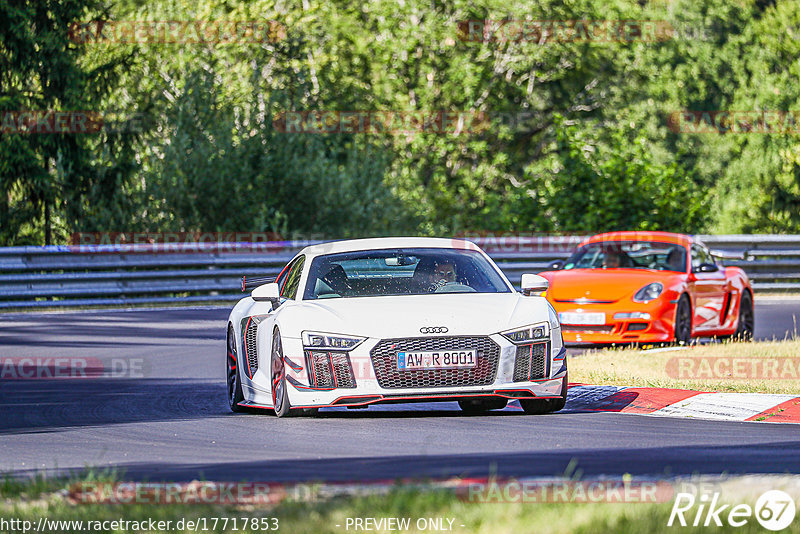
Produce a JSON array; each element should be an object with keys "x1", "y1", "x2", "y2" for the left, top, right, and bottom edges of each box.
[{"x1": 537, "y1": 232, "x2": 753, "y2": 344}]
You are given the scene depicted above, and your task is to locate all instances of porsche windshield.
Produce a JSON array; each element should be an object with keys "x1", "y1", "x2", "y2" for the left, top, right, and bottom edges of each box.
[
  {"x1": 563, "y1": 241, "x2": 688, "y2": 272},
  {"x1": 303, "y1": 248, "x2": 511, "y2": 299}
]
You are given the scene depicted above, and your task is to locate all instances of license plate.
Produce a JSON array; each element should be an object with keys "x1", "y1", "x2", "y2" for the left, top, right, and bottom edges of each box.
[
  {"x1": 397, "y1": 350, "x2": 476, "y2": 370},
  {"x1": 559, "y1": 312, "x2": 606, "y2": 325}
]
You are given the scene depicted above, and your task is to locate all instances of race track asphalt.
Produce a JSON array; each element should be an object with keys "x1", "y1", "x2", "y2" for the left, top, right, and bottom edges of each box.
[{"x1": 1, "y1": 298, "x2": 798, "y2": 482}]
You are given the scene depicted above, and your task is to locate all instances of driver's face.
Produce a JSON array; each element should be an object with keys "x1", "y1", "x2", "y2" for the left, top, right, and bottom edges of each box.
[
  {"x1": 434, "y1": 262, "x2": 456, "y2": 282},
  {"x1": 604, "y1": 253, "x2": 620, "y2": 268}
]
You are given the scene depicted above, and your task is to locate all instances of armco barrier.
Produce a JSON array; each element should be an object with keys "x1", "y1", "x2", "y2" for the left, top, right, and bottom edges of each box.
[{"x1": 0, "y1": 235, "x2": 797, "y2": 309}]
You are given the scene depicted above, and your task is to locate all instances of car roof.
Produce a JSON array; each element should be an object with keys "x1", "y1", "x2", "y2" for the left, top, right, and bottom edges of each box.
[
  {"x1": 580, "y1": 231, "x2": 693, "y2": 248},
  {"x1": 298, "y1": 237, "x2": 482, "y2": 257}
]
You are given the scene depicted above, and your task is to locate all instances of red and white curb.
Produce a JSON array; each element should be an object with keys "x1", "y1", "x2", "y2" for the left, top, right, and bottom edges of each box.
[{"x1": 565, "y1": 385, "x2": 800, "y2": 424}]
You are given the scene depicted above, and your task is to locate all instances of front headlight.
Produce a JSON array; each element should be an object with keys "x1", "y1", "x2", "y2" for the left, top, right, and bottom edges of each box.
[
  {"x1": 302, "y1": 331, "x2": 366, "y2": 350},
  {"x1": 633, "y1": 282, "x2": 663, "y2": 303},
  {"x1": 501, "y1": 323, "x2": 549, "y2": 344}
]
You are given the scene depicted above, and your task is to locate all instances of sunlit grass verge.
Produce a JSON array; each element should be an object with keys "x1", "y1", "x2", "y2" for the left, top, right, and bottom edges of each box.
[
  {"x1": 4, "y1": 473, "x2": 800, "y2": 534},
  {"x1": 570, "y1": 339, "x2": 800, "y2": 394}
]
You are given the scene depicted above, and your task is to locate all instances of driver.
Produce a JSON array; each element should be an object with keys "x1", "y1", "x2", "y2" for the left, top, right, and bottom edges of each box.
[
  {"x1": 603, "y1": 251, "x2": 621, "y2": 268},
  {"x1": 433, "y1": 261, "x2": 457, "y2": 285}
]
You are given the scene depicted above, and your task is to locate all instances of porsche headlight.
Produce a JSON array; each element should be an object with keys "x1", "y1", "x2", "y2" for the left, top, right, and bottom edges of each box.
[
  {"x1": 633, "y1": 282, "x2": 663, "y2": 303},
  {"x1": 302, "y1": 331, "x2": 365, "y2": 351},
  {"x1": 501, "y1": 323, "x2": 549, "y2": 344}
]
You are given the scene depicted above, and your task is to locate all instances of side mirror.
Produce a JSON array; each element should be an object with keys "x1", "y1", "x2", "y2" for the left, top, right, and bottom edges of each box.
[
  {"x1": 693, "y1": 263, "x2": 719, "y2": 273},
  {"x1": 521, "y1": 273, "x2": 549, "y2": 296},
  {"x1": 251, "y1": 282, "x2": 281, "y2": 309},
  {"x1": 548, "y1": 259, "x2": 565, "y2": 270}
]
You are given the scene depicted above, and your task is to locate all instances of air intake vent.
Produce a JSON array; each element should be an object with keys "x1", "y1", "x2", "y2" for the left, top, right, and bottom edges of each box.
[
  {"x1": 513, "y1": 342, "x2": 549, "y2": 382},
  {"x1": 305, "y1": 351, "x2": 357, "y2": 389},
  {"x1": 241, "y1": 316, "x2": 266, "y2": 378}
]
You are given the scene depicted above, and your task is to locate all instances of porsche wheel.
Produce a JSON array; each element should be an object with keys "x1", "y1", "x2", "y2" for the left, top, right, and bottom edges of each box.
[
  {"x1": 519, "y1": 372, "x2": 568, "y2": 415},
  {"x1": 674, "y1": 295, "x2": 692, "y2": 345},
  {"x1": 733, "y1": 291, "x2": 754, "y2": 341},
  {"x1": 458, "y1": 398, "x2": 507, "y2": 415},
  {"x1": 227, "y1": 325, "x2": 246, "y2": 413},
  {"x1": 271, "y1": 328, "x2": 291, "y2": 418}
]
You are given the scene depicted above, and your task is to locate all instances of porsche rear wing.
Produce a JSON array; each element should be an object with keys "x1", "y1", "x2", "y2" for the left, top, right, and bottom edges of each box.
[
  {"x1": 710, "y1": 249, "x2": 747, "y2": 260},
  {"x1": 241, "y1": 275, "x2": 274, "y2": 292}
]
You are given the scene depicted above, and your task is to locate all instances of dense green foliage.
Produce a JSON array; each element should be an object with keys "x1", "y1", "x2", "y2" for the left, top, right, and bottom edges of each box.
[{"x1": 1, "y1": 0, "x2": 799, "y2": 244}]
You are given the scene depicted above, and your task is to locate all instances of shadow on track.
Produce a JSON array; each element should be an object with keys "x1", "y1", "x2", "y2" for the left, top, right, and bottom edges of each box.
[
  {"x1": 28, "y1": 439, "x2": 800, "y2": 483},
  {"x1": 0, "y1": 379, "x2": 227, "y2": 435}
]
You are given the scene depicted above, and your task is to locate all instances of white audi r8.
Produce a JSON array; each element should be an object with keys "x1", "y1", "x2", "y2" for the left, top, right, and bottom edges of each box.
[{"x1": 226, "y1": 237, "x2": 567, "y2": 417}]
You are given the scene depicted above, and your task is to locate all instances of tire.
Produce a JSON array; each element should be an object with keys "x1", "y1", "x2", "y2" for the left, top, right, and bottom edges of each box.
[
  {"x1": 674, "y1": 295, "x2": 692, "y2": 346},
  {"x1": 271, "y1": 328, "x2": 292, "y2": 418},
  {"x1": 458, "y1": 398, "x2": 507, "y2": 415},
  {"x1": 227, "y1": 325, "x2": 246, "y2": 413},
  {"x1": 733, "y1": 291, "x2": 754, "y2": 342},
  {"x1": 519, "y1": 372, "x2": 568, "y2": 415}
]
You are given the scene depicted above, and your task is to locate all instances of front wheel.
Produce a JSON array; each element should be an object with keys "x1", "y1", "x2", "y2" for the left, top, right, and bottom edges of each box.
[
  {"x1": 733, "y1": 291, "x2": 754, "y2": 341},
  {"x1": 674, "y1": 295, "x2": 692, "y2": 345},
  {"x1": 271, "y1": 328, "x2": 291, "y2": 417},
  {"x1": 519, "y1": 372, "x2": 568, "y2": 415}
]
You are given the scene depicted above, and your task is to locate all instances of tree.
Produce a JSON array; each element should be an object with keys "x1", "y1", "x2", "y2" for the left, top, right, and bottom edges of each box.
[{"x1": 0, "y1": 0, "x2": 137, "y2": 244}]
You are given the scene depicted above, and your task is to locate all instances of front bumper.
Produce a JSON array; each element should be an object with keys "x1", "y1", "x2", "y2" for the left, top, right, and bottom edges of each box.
[
  {"x1": 243, "y1": 333, "x2": 567, "y2": 409},
  {"x1": 555, "y1": 299, "x2": 677, "y2": 344}
]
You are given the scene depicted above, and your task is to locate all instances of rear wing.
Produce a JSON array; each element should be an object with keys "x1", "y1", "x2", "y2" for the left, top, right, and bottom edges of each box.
[
  {"x1": 710, "y1": 249, "x2": 747, "y2": 260},
  {"x1": 241, "y1": 275, "x2": 275, "y2": 292}
]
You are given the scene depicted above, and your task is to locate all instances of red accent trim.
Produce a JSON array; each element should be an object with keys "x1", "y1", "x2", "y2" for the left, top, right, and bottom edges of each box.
[
  {"x1": 289, "y1": 382, "x2": 335, "y2": 391},
  {"x1": 329, "y1": 353, "x2": 338, "y2": 388},
  {"x1": 494, "y1": 388, "x2": 537, "y2": 396},
  {"x1": 290, "y1": 390, "x2": 563, "y2": 409},
  {"x1": 244, "y1": 317, "x2": 254, "y2": 379},
  {"x1": 308, "y1": 352, "x2": 317, "y2": 387},
  {"x1": 238, "y1": 401, "x2": 273, "y2": 410},
  {"x1": 284, "y1": 357, "x2": 302, "y2": 371}
]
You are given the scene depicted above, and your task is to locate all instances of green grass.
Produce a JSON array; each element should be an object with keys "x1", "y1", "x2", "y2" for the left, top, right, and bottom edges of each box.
[{"x1": 3, "y1": 474, "x2": 800, "y2": 533}]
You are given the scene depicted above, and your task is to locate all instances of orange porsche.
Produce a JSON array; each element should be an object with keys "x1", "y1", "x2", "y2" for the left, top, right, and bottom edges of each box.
[{"x1": 538, "y1": 232, "x2": 754, "y2": 344}]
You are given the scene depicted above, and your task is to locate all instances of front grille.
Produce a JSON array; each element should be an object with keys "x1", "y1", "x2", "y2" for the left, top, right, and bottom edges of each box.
[
  {"x1": 513, "y1": 342, "x2": 549, "y2": 382},
  {"x1": 241, "y1": 316, "x2": 264, "y2": 378},
  {"x1": 305, "y1": 351, "x2": 357, "y2": 388},
  {"x1": 370, "y1": 336, "x2": 500, "y2": 389}
]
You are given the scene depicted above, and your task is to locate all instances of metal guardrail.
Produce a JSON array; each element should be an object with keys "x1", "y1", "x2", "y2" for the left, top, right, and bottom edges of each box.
[{"x1": 1, "y1": 235, "x2": 798, "y2": 309}]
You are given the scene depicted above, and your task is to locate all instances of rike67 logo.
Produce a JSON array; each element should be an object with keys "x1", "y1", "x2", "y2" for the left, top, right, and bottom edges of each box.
[{"x1": 668, "y1": 490, "x2": 796, "y2": 530}]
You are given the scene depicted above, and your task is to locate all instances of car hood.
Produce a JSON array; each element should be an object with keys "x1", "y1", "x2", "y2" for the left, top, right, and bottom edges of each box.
[
  {"x1": 541, "y1": 269, "x2": 680, "y2": 303},
  {"x1": 278, "y1": 293, "x2": 551, "y2": 339}
]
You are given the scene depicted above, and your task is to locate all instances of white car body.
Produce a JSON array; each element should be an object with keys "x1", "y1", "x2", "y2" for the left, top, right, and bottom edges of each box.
[{"x1": 226, "y1": 237, "x2": 567, "y2": 415}]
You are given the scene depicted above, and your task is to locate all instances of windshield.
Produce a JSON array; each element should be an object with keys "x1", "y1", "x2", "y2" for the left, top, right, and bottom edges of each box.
[
  {"x1": 303, "y1": 248, "x2": 511, "y2": 299},
  {"x1": 563, "y1": 241, "x2": 687, "y2": 272}
]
